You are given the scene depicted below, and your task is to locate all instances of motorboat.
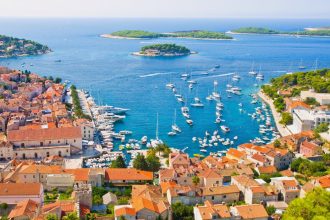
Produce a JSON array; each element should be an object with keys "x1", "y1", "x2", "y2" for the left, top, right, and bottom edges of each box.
[
  {"x1": 220, "y1": 125, "x2": 230, "y2": 132},
  {"x1": 186, "y1": 119, "x2": 193, "y2": 126},
  {"x1": 166, "y1": 83, "x2": 175, "y2": 88},
  {"x1": 168, "y1": 131, "x2": 176, "y2": 136}
]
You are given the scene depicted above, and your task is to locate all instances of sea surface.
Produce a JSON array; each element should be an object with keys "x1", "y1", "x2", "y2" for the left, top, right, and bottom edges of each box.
[{"x1": 1, "y1": 18, "x2": 330, "y2": 157}]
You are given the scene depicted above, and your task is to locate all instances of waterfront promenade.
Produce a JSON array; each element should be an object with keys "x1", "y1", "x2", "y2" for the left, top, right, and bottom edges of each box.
[{"x1": 258, "y1": 91, "x2": 291, "y2": 137}]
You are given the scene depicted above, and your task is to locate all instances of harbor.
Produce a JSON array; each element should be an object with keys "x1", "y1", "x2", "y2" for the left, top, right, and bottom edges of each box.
[{"x1": 79, "y1": 63, "x2": 281, "y2": 166}]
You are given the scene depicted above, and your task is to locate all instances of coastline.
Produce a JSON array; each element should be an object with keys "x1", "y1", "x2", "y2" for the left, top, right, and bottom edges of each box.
[{"x1": 257, "y1": 90, "x2": 292, "y2": 137}]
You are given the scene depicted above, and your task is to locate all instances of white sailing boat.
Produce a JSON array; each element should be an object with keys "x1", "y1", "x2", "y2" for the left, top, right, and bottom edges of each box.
[
  {"x1": 191, "y1": 87, "x2": 204, "y2": 107},
  {"x1": 249, "y1": 62, "x2": 257, "y2": 76},
  {"x1": 171, "y1": 109, "x2": 181, "y2": 133},
  {"x1": 150, "y1": 113, "x2": 163, "y2": 148},
  {"x1": 212, "y1": 80, "x2": 221, "y2": 100}
]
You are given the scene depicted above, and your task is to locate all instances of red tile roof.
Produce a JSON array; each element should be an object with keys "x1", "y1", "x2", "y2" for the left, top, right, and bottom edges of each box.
[
  {"x1": 7, "y1": 127, "x2": 81, "y2": 141},
  {"x1": 0, "y1": 183, "x2": 42, "y2": 196},
  {"x1": 105, "y1": 168, "x2": 153, "y2": 181}
]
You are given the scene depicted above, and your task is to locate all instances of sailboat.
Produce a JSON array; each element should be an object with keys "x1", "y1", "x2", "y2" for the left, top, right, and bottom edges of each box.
[
  {"x1": 298, "y1": 59, "x2": 306, "y2": 69},
  {"x1": 171, "y1": 109, "x2": 181, "y2": 133},
  {"x1": 206, "y1": 89, "x2": 213, "y2": 101},
  {"x1": 256, "y1": 66, "x2": 264, "y2": 80},
  {"x1": 249, "y1": 62, "x2": 257, "y2": 76},
  {"x1": 191, "y1": 87, "x2": 204, "y2": 107},
  {"x1": 150, "y1": 113, "x2": 163, "y2": 148},
  {"x1": 212, "y1": 80, "x2": 221, "y2": 100},
  {"x1": 187, "y1": 71, "x2": 197, "y2": 84}
]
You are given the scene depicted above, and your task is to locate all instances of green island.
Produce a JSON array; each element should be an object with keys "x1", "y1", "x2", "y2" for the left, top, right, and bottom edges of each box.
[
  {"x1": 101, "y1": 29, "x2": 233, "y2": 40},
  {"x1": 103, "y1": 30, "x2": 164, "y2": 39},
  {"x1": 0, "y1": 34, "x2": 51, "y2": 58},
  {"x1": 133, "y1": 43, "x2": 192, "y2": 57},
  {"x1": 231, "y1": 27, "x2": 281, "y2": 34},
  {"x1": 167, "y1": 30, "x2": 233, "y2": 39},
  {"x1": 231, "y1": 27, "x2": 330, "y2": 37}
]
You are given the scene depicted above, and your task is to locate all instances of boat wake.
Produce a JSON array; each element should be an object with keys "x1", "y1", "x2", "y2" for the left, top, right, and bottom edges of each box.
[
  {"x1": 139, "y1": 72, "x2": 176, "y2": 78},
  {"x1": 194, "y1": 72, "x2": 235, "y2": 80}
]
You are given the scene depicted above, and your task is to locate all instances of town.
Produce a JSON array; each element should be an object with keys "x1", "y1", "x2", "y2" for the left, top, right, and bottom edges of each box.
[{"x1": 0, "y1": 66, "x2": 329, "y2": 220}]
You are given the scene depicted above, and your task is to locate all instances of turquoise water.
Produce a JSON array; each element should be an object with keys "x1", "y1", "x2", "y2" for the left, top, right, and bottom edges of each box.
[{"x1": 1, "y1": 18, "x2": 330, "y2": 156}]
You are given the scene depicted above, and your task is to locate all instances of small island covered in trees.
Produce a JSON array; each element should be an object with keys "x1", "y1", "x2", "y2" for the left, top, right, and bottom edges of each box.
[
  {"x1": 230, "y1": 27, "x2": 330, "y2": 37},
  {"x1": 132, "y1": 43, "x2": 193, "y2": 57},
  {"x1": 0, "y1": 34, "x2": 51, "y2": 58},
  {"x1": 101, "y1": 30, "x2": 233, "y2": 40}
]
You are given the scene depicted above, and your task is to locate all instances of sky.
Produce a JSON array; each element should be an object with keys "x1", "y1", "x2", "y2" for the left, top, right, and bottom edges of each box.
[{"x1": 1, "y1": 0, "x2": 330, "y2": 19}]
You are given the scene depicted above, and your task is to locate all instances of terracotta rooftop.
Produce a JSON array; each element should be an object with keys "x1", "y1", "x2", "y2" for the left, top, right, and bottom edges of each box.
[
  {"x1": 202, "y1": 185, "x2": 240, "y2": 196},
  {"x1": 0, "y1": 183, "x2": 42, "y2": 196},
  {"x1": 8, "y1": 199, "x2": 39, "y2": 219},
  {"x1": 115, "y1": 207, "x2": 136, "y2": 217},
  {"x1": 257, "y1": 166, "x2": 277, "y2": 174},
  {"x1": 197, "y1": 200, "x2": 231, "y2": 219},
  {"x1": 8, "y1": 126, "x2": 81, "y2": 142},
  {"x1": 234, "y1": 204, "x2": 268, "y2": 219},
  {"x1": 105, "y1": 168, "x2": 153, "y2": 181},
  {"x1": 227, "y1": 148, "x2": 246, "y2": 159}
]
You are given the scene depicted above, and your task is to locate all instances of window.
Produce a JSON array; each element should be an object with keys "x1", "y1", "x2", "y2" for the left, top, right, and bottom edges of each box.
[
  {"x1": 21, "y1": 143, "x2": 25, "y2": 147},
  {"x1": 211, "y1": 196, "x2": 214, "y2": 200},
  {"x1": 40, "y1": 142, "x2": 43, "y2": 146},
  {"x1": 223, "y1": 195, "x2": 226, "y2": 198},
  {"x1": 74, "y1": 139, "x2": 76, "y2": 143},
  {"x1": 49, "y1": 141, "x2": 51, "y2": 144},
  {"x1": 58, "y1": 140, "x2": 60, "y2": 143}
]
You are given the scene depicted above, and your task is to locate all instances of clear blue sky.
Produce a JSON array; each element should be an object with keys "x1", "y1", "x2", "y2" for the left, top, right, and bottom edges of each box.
[{"x1": 1, "y1": 0, "x2": 330, "y2": 18}]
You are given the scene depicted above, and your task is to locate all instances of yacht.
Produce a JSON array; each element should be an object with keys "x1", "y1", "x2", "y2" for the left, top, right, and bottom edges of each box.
[
  {"x1": 181, "y1": 106, "x2": 190, "y2": 118},
  {"x1": 189, "y1": 84, "x2": 193, "y2": 89},
  {"x1": 215, "y1": 117, "x2": 221, "y2": 124},
  {"x1": 186, "y1": 119, "x2": 193, "y2": 126},
  {"x1": 151, "y1": 113, "x2": 163, "y2": 148},
  {"x1": 166, "y1": 83, "x2": 175, "y2": 88},
  {"x1": 171, "y1": 109, "x2": 182, "y2": 133},
  {"x1": 191, "y1": 96, "x2": 204, "y2": 107},
  {"x1": 232, "y1": 74, "x2": 241, "y2": 81},
  {"x1": 214, "y1": 64, "x2": 220, "y2": 69},
  {"x1": 249, "y1": 62, "x2": 257, "y2": 76},
  {"x1": 256, "y1": 73, "x2": 264, "y2": 80},
  {"x1": 220, "y1": 125, "x2": 230, "y2": 132},
  {"x1": 177, "y1": 96, "x2": 184, "y2": 103},
  {"x1": 167, "y1": 131, "x2": 176, "y2": 136}
]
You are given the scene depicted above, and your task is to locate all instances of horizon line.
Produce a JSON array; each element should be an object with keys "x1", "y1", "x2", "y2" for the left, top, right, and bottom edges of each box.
[{"x1": 1, "y1": 16, "x2": 330, "y2": 20}]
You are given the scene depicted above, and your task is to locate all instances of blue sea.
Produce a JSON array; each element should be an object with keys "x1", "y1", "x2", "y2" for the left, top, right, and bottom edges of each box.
[{"x1": 1, "y1": 18, "x2": 330, "y2": 157}]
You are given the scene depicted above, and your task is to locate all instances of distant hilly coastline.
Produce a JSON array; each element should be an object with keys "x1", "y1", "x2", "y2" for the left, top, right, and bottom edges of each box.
[
  {"x1": 101, "y1": 30, "x2": 233, "y2": 40},
  {"x1": 229, "y1": 27, "x2": 330, "y2": 37}
]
